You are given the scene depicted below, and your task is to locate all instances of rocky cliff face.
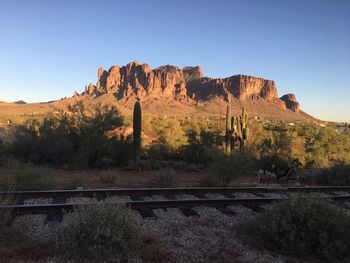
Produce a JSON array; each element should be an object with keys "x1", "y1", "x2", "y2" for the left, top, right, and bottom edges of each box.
[
  {"x1": 280, "y1": 93, "x2": 300, "y2": 112},
  {"x1": 83, "y1": 61, "x2": 300, "y2": 112}
]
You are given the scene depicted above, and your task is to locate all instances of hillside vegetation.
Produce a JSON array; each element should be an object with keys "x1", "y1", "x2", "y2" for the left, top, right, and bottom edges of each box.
[{"x1": 0, "y1": 105, "x2": 349, "y2": 187}]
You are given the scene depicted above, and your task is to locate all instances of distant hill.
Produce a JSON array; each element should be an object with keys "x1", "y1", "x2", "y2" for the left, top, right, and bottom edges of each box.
[{"x1": 14, "y1": 100, "x2": 27, "y2": 104}]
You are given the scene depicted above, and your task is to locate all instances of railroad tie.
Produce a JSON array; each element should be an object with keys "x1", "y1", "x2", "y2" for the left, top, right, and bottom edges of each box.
[
  {"x1": 242, "y1": 204, "x2": 265, "y2": 213},
  {"x1": 223, "y1": 193, "x2": 236, "y2": 199},
  {"x1": 136, "y1": 208, "x2": 157, "y2": 219},
  {"x1": 95, "y1": 192, "x2": 107, "y2": 201},
  {"x1": 180, "y1": 207, "x2": 200, "y2": 217},
  {"x1": 215, "y1": 206, "x2": 237, "y2": 216},
  {"x1": 130, "y1": 195, "x2": 157, "y2": 219},
  {"x1": 194, "y1": 193, "x2": 208, "y2": 199},
  {"x1": 45, "y1": 197, "x2": 66, "y2": 223},
  {"x1": 164, "y1": 194, "x2": 200, "y2": 217},
  {"x1": 252, "y1": 192, "x2": 265, "y2": 198},
  {"x1": 130, "y1": 195, "x2": 145, "y2": 201}
]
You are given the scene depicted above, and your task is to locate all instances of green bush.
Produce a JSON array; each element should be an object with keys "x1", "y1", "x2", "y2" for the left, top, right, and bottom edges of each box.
[
  {"x1": 9, "y1": 106, "x2": 132, "y2": 168},
  {"x1": 244, "y1": 195, "x2": 350, "y2": 261},
  {"x1": 55, "y1": 202, "x2": 141, "y2": 262},
  {"x1": 148, "y1": 168, "x2": 178, "y2": 188},
  {"x1": 178, "y1": 129, "x2": 222, "y2": 166},
  {"x1": 207, "y1": 151, "x2": 257, "y2": 186},
  {"x1": 148, "y1": 142, "x2": 172, "y2": 160},
  {"x1": 0, "y1": 163, "x2": 56, "y2": 190},
  {"x1": 311, "y1": 163, "x2": 350, "y2": 185}
]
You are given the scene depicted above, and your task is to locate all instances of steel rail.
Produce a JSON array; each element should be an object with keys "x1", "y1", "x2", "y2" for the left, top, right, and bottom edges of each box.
[
  {"x1": 2, "y1": 195, "x2": 350, "y2": 216},
  {"x1": 1, "y1": 186, "x2": 350, "y2": 200}
]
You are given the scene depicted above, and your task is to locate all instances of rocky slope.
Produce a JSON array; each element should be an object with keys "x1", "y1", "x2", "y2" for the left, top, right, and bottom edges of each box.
[{"x1": 78, "y1": 61, "x2": 300, "y2": 115}]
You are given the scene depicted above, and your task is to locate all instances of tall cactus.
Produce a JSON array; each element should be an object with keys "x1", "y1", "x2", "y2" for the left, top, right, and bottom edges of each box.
[
  {"x1": 237, "y1": 106, "x2": 249, "y2": 151},
  {"x1": 225, "y1": 104, "x2": 249, "y2": 154},
  {"x1": 225, "y1": 105, "x2": 233, "y2": 155},
  {"x1": 133, "y1": 98, "x2": 142, "y2": 165}
]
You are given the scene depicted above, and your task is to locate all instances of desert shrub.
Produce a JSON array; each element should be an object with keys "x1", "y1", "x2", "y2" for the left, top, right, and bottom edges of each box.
[
  {"x1": 64, "y1": 175, "x2": 89, "y2": 190},
  {"x1": 0, "y1": 163, "x2": 56, "y2": 190},
  {"x1": 55, "y1": 202, "x2": 141, "y2": 262},
  {"x1": 257, "y1": 155, "x2": 289, "y2": 176},
  {"x1": 244, "y1": 195, "x2": 350, "y2": 261},
  {"x1": 311, "y1": 163, "x2": 350, "y2": 185},
  {"x1": 304, "y1": 126, "x2": 350, "y2": 168},
  {"x1": 206, "y1": 151, "x2": 257, "y2": 186},
  {"x1": 148, "y1": 168, "x2": 178, "y2": 188},
  {"x1": 179, "y1": 129, "x2": 221, "y2": 165},
  {"x1": 141, "y1": 232, "x2": 169, "y2": 262},
  {"x1": 100, "y1": 170, "x2": 117, "y2": 184},
  {"x1": 147, "y1": 136, "x2": 173, "y2": 160},
  {"x1": 9, "y1": 106, "x2": 132, "y2": 168}
]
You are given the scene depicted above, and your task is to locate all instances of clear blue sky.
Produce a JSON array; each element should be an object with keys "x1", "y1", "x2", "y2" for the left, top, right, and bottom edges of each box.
[{"x1": 0, "y1": 0, "x2": 349, "y2": 122}]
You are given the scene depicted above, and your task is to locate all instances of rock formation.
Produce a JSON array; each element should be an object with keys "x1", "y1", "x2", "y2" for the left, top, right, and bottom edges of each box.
[
  {"x1": 81, "y1": 61, "x2": 301, "y2": 113},
  {"x1": 280, "y1": 93, "x2": 300, "y2": 112}
]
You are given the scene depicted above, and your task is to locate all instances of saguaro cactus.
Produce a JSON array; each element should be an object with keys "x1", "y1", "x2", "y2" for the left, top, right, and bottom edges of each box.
[
  {"x1": 225, "y1": 104, "x2": 249, "y2": 154},
  {"x1": 133, "y1": 99, "x2": 142, "y2": 165},
  {"x1": 225, "y1": 104, "x2": 232, "y2": 155},
  {"x1": 236, "y1": 106, "x2": 249, "y2": 151}
]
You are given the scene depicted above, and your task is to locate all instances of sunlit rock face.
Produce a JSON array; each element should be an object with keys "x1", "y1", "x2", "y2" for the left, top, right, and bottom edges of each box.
[{"x1": 83, "y1": 61, "x2": 300, "y2": 112}]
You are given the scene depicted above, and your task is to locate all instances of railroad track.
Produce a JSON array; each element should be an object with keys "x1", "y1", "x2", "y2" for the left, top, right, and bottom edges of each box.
[{"x1": 1, "y1": 186, "x2": 350, "y2": 221}]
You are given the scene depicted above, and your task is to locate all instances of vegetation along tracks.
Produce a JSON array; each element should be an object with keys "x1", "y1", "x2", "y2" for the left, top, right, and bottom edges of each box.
[{"x1": 2, "y1": 186, "x2": 350, "y2": 221}]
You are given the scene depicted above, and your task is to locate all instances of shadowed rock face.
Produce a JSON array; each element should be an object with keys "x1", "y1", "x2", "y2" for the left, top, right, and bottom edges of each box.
[
  {"x1": 83, "y1": 61, "x2": 300, "y2": 112},
  {"x1": 280, "y1": 93, "x2": 300, "y2": 112}
]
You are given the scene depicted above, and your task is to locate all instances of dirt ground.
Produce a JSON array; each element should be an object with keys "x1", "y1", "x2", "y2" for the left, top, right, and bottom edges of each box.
[
  {"x1": 54, "y1": 168, "x2": 207, "y2": 188},
  {"x1": 0, "y1": 165, "x2": 297, "y2": 190}
]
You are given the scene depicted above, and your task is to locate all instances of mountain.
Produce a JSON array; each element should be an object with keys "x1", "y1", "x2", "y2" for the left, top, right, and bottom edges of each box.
[
  {"x1": 80, "y1": 61, "x2": 298, "y2": 111},
  {"x1": 56, "y1": 61, "x2": 310, "y2": 120},
  {"x1": 0, "y1": 61, "x2": 315, "y2": 121}
]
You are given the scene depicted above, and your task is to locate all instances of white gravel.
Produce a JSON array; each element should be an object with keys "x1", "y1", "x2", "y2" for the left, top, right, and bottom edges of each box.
[
  {"x1": 138, "y1": 204, "x2": 285, "y2": 263},
  {"x1": 23, "y1": 198, "x2": 52, "y2": 205},
  {"x1": 66, "y1": 197, "x2": 94, "y2": 204},
  {"x1": 205, "y1": 193, "x2": 227, "y2": 199},
  {"x1": 13, "y1": 214, "x2": 53, "y2": 243},
  {"x1": 332, "y1": 191, "x2": 350, "y2": 196},
  {"x1": 104, "y1": 195, "x2": 131, "y2": 202},
  {"x1": 174, "y1": 194, "x2": 199, "y2": 200},
  {"x1": 5, "y1": 193, "x2": 296, "y2": 262},
  {"x1": 142, "y1": 195, "x2": 167, "y2": 201}
]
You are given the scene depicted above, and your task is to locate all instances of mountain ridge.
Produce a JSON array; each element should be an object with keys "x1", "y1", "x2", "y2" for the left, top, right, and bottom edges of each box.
[
  {"x1": 65, "y1": 61, "x2": 305, "y2": 119},
  {"x1": 0, "y1": 61, "x2": 317, "y2": 122}
]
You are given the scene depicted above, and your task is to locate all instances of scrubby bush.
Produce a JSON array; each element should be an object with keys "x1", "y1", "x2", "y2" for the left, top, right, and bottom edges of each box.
[
  {"x1": 244, "y1": 195, "x2": 350, "y2": 261},
  {"x1": 100, "y1": 170, "x2": 117, "y2": 184},
  {"x1": 0, "y1": 163, "x2": 56, "y2": 190},
  {"x1": 311, "y1": 163, "x2": 350, "y2": 185},
  {"x1": 179, "y1": 129, "x2": 221, "y2": 166},
  {"x1": 205, "y1": 151, "x2": 257, "y2": 186},
  {"x1": 147, "y1": 135, "x2": 173, "y2": 160},
  {"x1": 148, "y1": 168, "x2": 178, "y2": 188},
  {"x1": 55, "y1": 202, "x2": 141, "y2": 262},
  {"x1": 9, "y1": 106, "x2": 132, "y2": 168},
  {"x1": 257, "y1": 155, "x2": 289, "y2": 177}
]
